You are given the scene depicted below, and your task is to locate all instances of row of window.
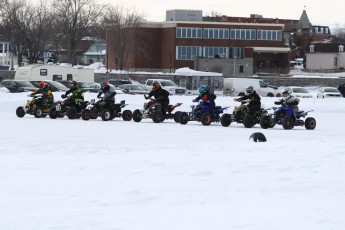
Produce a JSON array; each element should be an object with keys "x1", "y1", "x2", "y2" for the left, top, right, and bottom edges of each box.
[
  {"x1": 176, "y1": 27, "x2": 282, "y2": 41},
  {"x1": 176, "y1": 46, "x2": 245, "y2": 60}
]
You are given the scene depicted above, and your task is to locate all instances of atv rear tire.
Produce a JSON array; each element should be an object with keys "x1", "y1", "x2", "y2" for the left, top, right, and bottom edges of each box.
[
  {"x1": 201, "y1": 113, "x2": 212, "y2": 126},
  {"x1": 220, "y1": 113, "x2": 231, "y2": 127},
  {"x1": 282, "y1": 116, "x2": 294, "y2": 130},
  {"x1": 34, "y1": 108, "x2": 43, "y2": 118},
  {"x1": 152, "y1": 110, "x2": 164, "y2": 123},
  {"x1": 101, "y1": 109, "x2": 112, "y2": 121},
  {"x1": 122, "y1": 110, "x2": 133, "y2": 121},
  {"x1": 179, "y1": 112, "x2": 189, "y2": 125},
  {"x1": 132, "y1": 109, "x2": 143, "y2": 122},
  {"x1": 48, "y1": 107, "x2": 58, "y2": 119},
  {"x1": 173, "y1": 111, "x2": 181, "y2": 123},
  {"x1": 243, "y1": 114, "x2": 255, "y2": 128},
  {"x1": 67, "y1": 107, "x2": 77, "y2": 119},
  {"x1": 81, "y1": 109, "x2": 90, "y2": 120},
  {"x1": 16, "y1": 106, "x2": 25, "y2": 118},
  {"x1": 305, "y1": 117, "x2": 316, "y2": 130}
]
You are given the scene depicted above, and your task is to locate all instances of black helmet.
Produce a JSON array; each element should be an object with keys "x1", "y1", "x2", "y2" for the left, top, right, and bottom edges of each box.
[
  {"x1": 282, "y1": 89, "x2": 291, "y2": 96},
  {"x1": 246, "y1": 86, "x2": 254, "y2": 94}
]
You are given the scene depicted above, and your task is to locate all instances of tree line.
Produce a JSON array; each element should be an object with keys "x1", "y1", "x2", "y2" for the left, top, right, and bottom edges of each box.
[{"x1": 0, "y1": 0, "x2": 143, "y2": 70}]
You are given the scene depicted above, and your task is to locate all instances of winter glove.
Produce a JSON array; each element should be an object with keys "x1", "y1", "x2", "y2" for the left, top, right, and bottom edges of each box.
[
  {"x1": 233, "y1": 98, "x2": 239, "y2": 102},
  {"x1": 144, "y1": 95, "x2": 149, "y2": 100},
  {"x1": 61, "y1": 94, "x2": 66, "y2": 99},
  {"x1": 29, "y1": 93, "x2": 34, "y2": 97},
  {"x1": 97, "y1": 94, "x2": 101, "y2": 98},
  {"x1": 192, "y1": 98, "x2": 198, "y2": 102}
]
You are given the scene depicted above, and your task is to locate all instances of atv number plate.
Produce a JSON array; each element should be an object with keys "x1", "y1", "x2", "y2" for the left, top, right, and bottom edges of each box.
[{"x1": 56, "y1": 105, "x2": 62, "y2": 111}]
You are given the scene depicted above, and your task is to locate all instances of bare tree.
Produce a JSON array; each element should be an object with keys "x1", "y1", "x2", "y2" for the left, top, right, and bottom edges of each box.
[
  {"x1": 103, "y1": 6, "x2": 144, "y2": 70},
  {"x1": 332, "y1": 23, "x2": 345, "y2": 39},
  {"x1": 0, "y1": 0, "x2": 54, "y2": 64},
  {"x1": 51, "y1": 0, "x2": 106, "y2": 64}
]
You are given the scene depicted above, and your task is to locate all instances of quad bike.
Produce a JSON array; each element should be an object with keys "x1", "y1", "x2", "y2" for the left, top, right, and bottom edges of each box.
[
  {"x1": 227, "y1": 99, "x2": 268, "y2": 128},
  {"x1": 178, "y1": 100, "x2": 230, "y2": 126},
  {"x1": 260, "y1": 103, "x2": 316, "y2": 130},
  {"x1": 132, "y1": 96, "x2": 182, "y2": 123},
  {"x1": 48, "y1": 94, "x2": 89, "y2": 119},
  {"x1": 16, "y1": 94, "x2": 51, "y2": 118},
  {"x1": 81, "y1": 97, "x2": 132, "y2": 121}
]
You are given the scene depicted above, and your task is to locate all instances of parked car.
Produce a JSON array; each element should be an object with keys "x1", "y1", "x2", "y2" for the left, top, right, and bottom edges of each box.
[
  {"x1": 108, "y1": 79, "x2": 133, "y2": 87},
  {"x1": 30, "y1": 80, "x2": 68, "y2": 92},
  {"x1": 316, "y1": 87, "x2": 342, "y2": 98},
  {"x1": 223, "y1": 78, "x2": 280, "y2": 97},
  {"x1": 118, "y1": 84, "x2": 150, "y2": 94},
  {"x1": 88, "y1": 82, "x2": 123, "y2": 94},
  {"x1": 144, "y1": 79, "x2": 187, "y2": 95},
  {"x1": 282, "y1": 86, "x2": 313, "y2": 98},
  {"x1": 0, "y1": 79, "x2": 38, "y2": 93}
]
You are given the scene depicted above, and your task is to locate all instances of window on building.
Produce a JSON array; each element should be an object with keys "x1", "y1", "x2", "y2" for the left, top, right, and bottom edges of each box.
[
  {"x1": 334, "y1": 57, "x2": 338, "y2": 66},
  {"x1": 176, "y1": 27, "x2": 202, "y2": 38},
  {"x1": 309, "y1": 45, "x2": 315, "y2": 52},
  {"x1": 229, "y1": 47, "x2": 245, "y2": 59},
  {"x1": 203, "y1": 28, "x2": 229, "y2": 39},
  {"x1": 257, "y1": 30, "x2": 282, "y2": 41},
  {"x1": 230, "y1": 29, "x2": 256, "y2": 40},
  {"x1": 320, "y1": 27, "x2": 324, "y2": 33},
  {"x1": 204, "y1": 47, "x2": 228, "y2": 58},
  {"x1": 339, "y1": 45, "x2": 344, "y2": 52},
  {"x1": 176, "y1": 46, "x2": 202, "y2": 60},
  {"x1": 325, "y1": 28, "x2": 329, "y2": 34}
]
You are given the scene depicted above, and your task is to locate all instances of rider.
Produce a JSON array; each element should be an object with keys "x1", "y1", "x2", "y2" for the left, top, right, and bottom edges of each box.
[
  {"x1": 275, "y1": 89, "x2": 299, "y2": 113},
  {"x1": 61, "y1": 80, "x2": 84, "y2": 107},
  {"x1": 146, "y1": 81, "x2": 170, "y2": 115},
  {"x1": 193, "y1": 86, "x2": 216, "y2": 110},
  {"x1": 31, "y1": 81, "x2": 54, "y2": 108},
  {"x1": 234, "y1": 86, "x2": 261, "y2": 115},
  {"x1": 97, "y1": 80, "x2": 116, "y2": 105}
]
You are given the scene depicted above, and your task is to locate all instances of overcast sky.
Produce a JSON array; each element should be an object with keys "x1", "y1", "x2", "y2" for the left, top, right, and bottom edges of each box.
[{"x1": 99, "y1": 0, "x2": 345, "y2": 30}]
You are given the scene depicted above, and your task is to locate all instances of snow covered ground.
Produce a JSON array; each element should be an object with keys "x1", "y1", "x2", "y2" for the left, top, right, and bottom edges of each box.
[{"x1": 1, "y1": 90, "x2": 345, "y2": 230}]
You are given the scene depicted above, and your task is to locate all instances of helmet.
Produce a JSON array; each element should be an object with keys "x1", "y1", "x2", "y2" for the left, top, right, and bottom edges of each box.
[
  {"x1": 282, "y1": 89, "x2": 291, "y2": 97},
  {"x1": 198, "y1": 86, "x2": 207, "y2": 94},
  {"x1": 152, "y1": 81, "x2": 160, "y2": 89},
  {"x1": 38, "y1": 81, "x2": 45, "y2": 89},
  {"x1": 70, "y1": 80, "x2": 78, "y2": 88},
  {"x1": 246, "y1": 86, "x2": 253, "y2": 94}
]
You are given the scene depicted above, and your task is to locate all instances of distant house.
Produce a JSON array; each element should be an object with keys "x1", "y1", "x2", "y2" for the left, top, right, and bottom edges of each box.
[
  {"x1": 83, "y1": 39, "x2": 106, "y2": 65},
  {"x1": 305, "y1": 40, "x2": 345, "y2": 70}
]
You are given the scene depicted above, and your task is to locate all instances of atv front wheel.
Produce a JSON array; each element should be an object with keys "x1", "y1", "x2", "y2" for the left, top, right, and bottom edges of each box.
[
  {"x1": 260, "y1": 115, "x2": 271, "y2": 129},
  {"x1": 132, "y1": 109, "x2": 143, "y2": 122},
  {"x1": 179, "y1": 112, "x2": 189, "y2": 125},
  {"x1": 34, "y1": 108, "x2": 43, "y2": 118},
  {"x1": 220, "y1": 113, "x2": 231, "y2": 127},
  {"x1": 282, "y1": 116, "x2": 294, "y2": 130},
  {"x1": 122, "y1": 110, "x2": 133, "y2": 121},
  {"x1": 305, "y1": 117, "x2": 316, "y2": 130},
  {"x1": 49, "y1": 107, "x2": 58, "y2": 119},
  {"x1": 66, "y1": 107, "x2": 77, "y2": 119},
  {"x1": 16, "y1": 106, "x2": 25, "y2": 118},
  {"x1": 81, "y1": 109, "x2": 90, "y2": 120},
  {"x1": 201, "y1": 113, "x2": 212, "y2": 126},
  {"x1": 243, "y1": 114, "x2": 255, "y2": 128},
  {"x1": 152, "y1": 110, "x2": 164, "y2": 123},
  {"x1": 101, "y1": 109, "x2": 112, "y2": 121}
]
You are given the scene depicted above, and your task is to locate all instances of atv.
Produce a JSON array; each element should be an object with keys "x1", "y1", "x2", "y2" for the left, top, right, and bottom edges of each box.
[
  {"x1": 132, "y1": 96, "x2": 182, "y2": 123},
  {"x1": 260, "y1": 104, "x2": 316, "y2": 130},
  {"x1": 48, "y1": 94, "x2": 89, "y2": 119},
  {"x1": 81, "y1": 97, "x2": 132, "y2": 121},
  {"x1": 178, "y1": 100, "x2": 230, "y2": 126},
  {"x1": 16, "y1": 94, "x2": 51, "y2": 118},
  {"x1": 227, "y1": 99, "x2": 268, "y2": 128}
]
